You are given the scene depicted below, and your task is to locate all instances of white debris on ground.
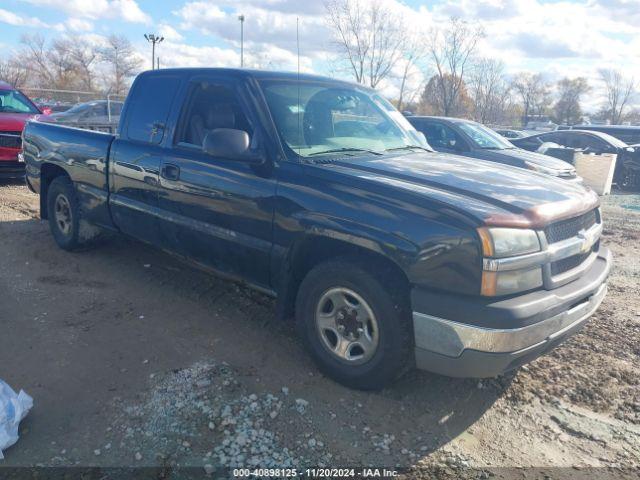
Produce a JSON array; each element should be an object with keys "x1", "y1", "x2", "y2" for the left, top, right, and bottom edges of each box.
[{"x1": 0, "y1": 379, "x2": 33, "y2": 460}]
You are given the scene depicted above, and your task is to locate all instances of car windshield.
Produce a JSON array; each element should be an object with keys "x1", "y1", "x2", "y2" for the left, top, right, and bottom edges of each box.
[
  {"x1": 586, "y1": 131, "x2": 628, "y2": 148},
  {"x1": 456, "y1": 121, "x2": 514, "y2": 149},
  {"x1": 259, "y1": 80, "x2": 429, "y2": 158},
  {"x1": 0, "y1": 89, "x2": 39, "y2": 114}
]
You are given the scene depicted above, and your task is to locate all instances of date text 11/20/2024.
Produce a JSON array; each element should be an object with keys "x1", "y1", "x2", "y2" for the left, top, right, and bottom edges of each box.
[{"x1": 232, "y1": 468, "x2": 399, "y2": 477}]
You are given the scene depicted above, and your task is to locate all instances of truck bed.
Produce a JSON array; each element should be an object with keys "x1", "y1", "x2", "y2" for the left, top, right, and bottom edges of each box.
[{"x1": 23, "y1": 120, "x2": 116, "y2": 229}]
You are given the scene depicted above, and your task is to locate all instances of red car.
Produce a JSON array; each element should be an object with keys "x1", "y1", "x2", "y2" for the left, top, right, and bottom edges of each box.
[{"x1": 0, "y1": 81, "x2": 47, "y2": 179}]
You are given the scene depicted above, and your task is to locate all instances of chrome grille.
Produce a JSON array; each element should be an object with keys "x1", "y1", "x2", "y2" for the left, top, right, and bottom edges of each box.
[
  {"x1": 550, "y1": 247, "x2": 596, "y2": 276},
  {"x1": 0, "y1": 131, "x2": 22, "y2": 149},
  {"x1": 544, "y1": 209, "x2": 598, "y2": 244}
]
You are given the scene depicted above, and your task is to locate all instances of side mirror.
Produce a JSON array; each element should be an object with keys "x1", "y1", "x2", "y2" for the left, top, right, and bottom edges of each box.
[{"x1": 203, "y1": 128, "x2": 262, "y2": 163}]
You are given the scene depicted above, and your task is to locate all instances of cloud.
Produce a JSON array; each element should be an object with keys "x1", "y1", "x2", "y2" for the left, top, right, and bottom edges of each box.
[
  {"x1": 158, "y1": 23, "x2": 184, "y2": 42},
  {"x1": 66, "y1": 17, "x2": 94, "y2": 32},
  {"x1": 174, "y1": 1, "x2": 330, "y2": 59},
  {"x1": 22, "y1": 0, "x2": 151, "y2": 24},
  {"x1": 0, "y1": 8, "x2": 49, "y2": 27}
]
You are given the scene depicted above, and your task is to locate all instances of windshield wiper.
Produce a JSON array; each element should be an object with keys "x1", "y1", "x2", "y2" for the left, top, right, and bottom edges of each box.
[
  {"x1": 308, "y1": 147, "x2": 383, "y2": 157},
  {"x1": 385, "y1": 145, "x2": 433, "y2": 153}
]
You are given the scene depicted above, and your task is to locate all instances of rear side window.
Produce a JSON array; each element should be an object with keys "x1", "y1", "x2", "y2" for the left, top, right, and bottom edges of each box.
[{"x1": 125, "y1": 75, "x2": 181, "y2": 144}]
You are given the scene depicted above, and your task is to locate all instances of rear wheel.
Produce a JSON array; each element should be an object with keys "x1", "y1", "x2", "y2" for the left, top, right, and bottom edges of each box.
[
  {"x1": 618, "y1": 165, "x2": 639, "y2": 191},
  {"x1": 295, "y1": 258, "x2": 412, "y2": 390},
  {"x1": 46, "y1": 176, "x2": 86, "y2": 250}
]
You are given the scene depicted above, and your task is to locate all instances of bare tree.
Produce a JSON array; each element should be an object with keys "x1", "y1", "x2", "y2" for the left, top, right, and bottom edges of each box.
[
  {"x1": 67, "y1": 42, "x2": 99, "y2": 91},
  {"x1": 395, "y1": 33, "x2": 426, "y2": 111},
  {"x1": 19, "y1": 34, "x2": 97, "y2": 91},
  {"x1": 468, "y1": 58, "x2": 512, "y2": 125},
  {"x1": 427, "y1": 17, "x2": 483, "y2": 116},
  {"x1": 20, "y1": 34, "x2": 56, "y2": 87},
  {"x1": 99, "y1": 35, "x2": 142, "y2": 96},
  {"x1": 0, "y1": 57, "x2": 28, "y2": 87},
  {"x1": 553, "y1": 77, "x2": 590, "y2": 125},
  {"x1": 511, "y1": 72, "x2": 551, "y2": 126},
  {"x1": 599, "y1": 69, "x2": 636, "y2": 125},
  {"x1": 325, "y1": 0, "x2": 405, "y2": 88}
]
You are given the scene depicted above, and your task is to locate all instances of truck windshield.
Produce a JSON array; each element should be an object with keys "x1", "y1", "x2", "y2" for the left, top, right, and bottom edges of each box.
[
  {"x1": 260, "y1": 80, "x2": 429, "y2": 158},
  {"x1": 0, "y1": 89, "x2": 40, "y2": 114},
  {"x1": 456, "y1": 121, "x2": 514, "y2": 150}
]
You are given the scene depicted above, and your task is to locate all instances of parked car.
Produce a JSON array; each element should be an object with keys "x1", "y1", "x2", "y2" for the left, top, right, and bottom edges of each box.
[
  {"x1": 43, "y1": 100, "x2": 123, "y2": 129},
  {"x1": 407, "y1": 116, "x2": 579, "y2": 181},
  {"x1": 36, "y1": 101, "x2": 74, "y2": 114},
  {"x1": 566, "y1": 125, "x2": 640, "y2": 145},
  {"x1": 510, "y1": 129, "x2": 640, "y2": 189},
  {"x1": 23, "y1": 68, "x2": 610, "y2": 389},
  {"x1": 494, "y1": 128, "x2": 527, "y2": 139},
  {"x1": 0, "y1": 81, "x2": 44, "y2": 179}
]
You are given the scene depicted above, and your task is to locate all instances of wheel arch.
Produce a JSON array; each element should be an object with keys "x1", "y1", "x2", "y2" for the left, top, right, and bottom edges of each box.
[
  {"x1": 275, "y1": 234, "x2": 411, "y2": 321},
  {"x1": 40, "y1": 163, "x2": 71, "y2": 219}
]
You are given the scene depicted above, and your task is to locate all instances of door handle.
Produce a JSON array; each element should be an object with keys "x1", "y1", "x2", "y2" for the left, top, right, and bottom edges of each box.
[{"x1": 161, "y1": 163, "x2": 180, "y2": 181}]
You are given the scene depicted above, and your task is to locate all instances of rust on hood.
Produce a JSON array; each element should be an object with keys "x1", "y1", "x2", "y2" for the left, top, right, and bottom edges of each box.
[{"x1": 483, "y1": 188, "x2": 600, "y2": 229}]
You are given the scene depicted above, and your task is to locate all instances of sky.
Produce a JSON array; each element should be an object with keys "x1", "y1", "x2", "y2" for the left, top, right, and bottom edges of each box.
[{"x1": 0, "y1": 0, "x2": 639, "y2": 111}]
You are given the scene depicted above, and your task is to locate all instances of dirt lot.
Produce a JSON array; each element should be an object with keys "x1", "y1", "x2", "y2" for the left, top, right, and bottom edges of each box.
[{"x1": 0, "y1": 181, "x2": 639, "y2": 478}]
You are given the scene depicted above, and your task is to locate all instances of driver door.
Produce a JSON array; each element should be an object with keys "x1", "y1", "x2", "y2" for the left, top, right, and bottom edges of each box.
[{"x1": 156, "y1": 76, "x2": 276, "y2": 289}]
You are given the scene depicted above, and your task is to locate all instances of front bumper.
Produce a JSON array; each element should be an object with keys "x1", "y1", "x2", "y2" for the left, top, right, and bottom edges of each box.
[
  {"x1": 0, "y1": 160, "x2": 26, "y2": 180},
  {"x1": 413, "y1": 247, "x2": 611, "y2": 378}
]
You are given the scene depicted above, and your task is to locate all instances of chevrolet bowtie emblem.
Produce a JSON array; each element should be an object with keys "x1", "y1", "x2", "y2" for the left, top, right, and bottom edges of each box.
[{"x1": 577, "y1": 230, "x2": 591, "y2": 253}]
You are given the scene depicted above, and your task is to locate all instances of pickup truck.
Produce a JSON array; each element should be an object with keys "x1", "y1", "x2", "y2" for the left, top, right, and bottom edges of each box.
[{"x1": 22, "y1": 68, "x2": 611, "y2": 390}]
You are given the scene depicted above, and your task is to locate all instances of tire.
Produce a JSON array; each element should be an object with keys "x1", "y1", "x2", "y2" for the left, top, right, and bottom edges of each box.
[
  {"x1": 295, "y1": 257, "x2": 413, "y2": 390},
  {"x1": 46, "y1": 176, "x2": 87, "y2": 251}
]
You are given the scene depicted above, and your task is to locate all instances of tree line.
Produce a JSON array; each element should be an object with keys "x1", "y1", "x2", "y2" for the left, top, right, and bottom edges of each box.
[
  {"x1": 0, "y1": 34, "x2": 141, "y2": 97},
  {"x1": 0, "y1": 1, "x2": 637, "y2": 126},
  {"x1": 325, "y1": 0, "x2": 638, "y2": 126}
]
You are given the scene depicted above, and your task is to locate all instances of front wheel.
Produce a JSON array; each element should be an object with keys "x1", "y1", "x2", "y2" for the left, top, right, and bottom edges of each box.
[{"x1": 295, "y1": 258, "x2": 412, "y2": 390}]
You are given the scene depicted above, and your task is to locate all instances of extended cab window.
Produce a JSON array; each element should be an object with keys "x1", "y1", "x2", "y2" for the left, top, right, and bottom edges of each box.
[
  {"x1": 126, "y1": 75, "x2": 181, "y2": 144},
  {"x1": 175, "y1": 82, "x2": 254, "y2": 148}
]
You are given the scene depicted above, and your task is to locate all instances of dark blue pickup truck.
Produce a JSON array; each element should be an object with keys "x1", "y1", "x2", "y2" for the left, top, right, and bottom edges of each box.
[{"x1": 22, "y1": 68, "x2": 610, "y2": 389}]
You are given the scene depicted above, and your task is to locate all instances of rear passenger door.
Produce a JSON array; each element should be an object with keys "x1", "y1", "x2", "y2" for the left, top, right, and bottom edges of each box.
[
  {"x1": 109, "y1": 72, "x2": 183, "y2": 245},
  {"x1": 156, "y1": 76, "x2": 277, "y2": 289}
]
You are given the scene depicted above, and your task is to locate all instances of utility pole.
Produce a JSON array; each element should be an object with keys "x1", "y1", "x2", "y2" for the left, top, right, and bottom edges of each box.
[
  {"x1": 144, "y1": 34, "x2": 164, "y2": 70},
  {"x1": 238, "y1": 14, "x2": 245, "y2": 67},
  {"x1": 157, "y1": 57, "x2": 160, "y2": 70}
]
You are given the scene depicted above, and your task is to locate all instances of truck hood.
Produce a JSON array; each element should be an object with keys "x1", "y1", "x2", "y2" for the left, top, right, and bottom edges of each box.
[
  {"x1": 327, "y1": 151, "x2": 597, "y2": 228},
  {"x1": 490, "y1": 147, "x2": 575, "y2": 172},
  {"x1": 0, "y1": 112, "x2": 40, "y2": 131}
]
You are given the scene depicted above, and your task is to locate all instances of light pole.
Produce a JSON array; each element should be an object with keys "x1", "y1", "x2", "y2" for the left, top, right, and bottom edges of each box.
[
  {"x1": 144, "y1": 34, "x2": 164, "y2": 70},
  {"x1": 238, "y1": 14, "x2": 245, "y2": 67}
]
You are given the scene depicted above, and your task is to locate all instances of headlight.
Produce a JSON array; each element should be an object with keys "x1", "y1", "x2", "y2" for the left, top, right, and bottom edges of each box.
[
  {"x1": 477, "y1": 228, "x2": 540, "y2": 258},
  {"x1": 481, "y1": 267, "x2": 543, "y2": 296},
  {"x1": 477, "y1": 228, "x2": 543, "y2": 296},
  {"x1": 525, "y1": 161, "x2": 563, "y2": 177}
]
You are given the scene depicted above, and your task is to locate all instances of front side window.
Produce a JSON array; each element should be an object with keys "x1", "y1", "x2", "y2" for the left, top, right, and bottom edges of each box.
[
  {"x1": 260, "y1": 80, "x2": 427, "y2": 158},
  {"x1": 0, "y1": 89, "x2": 39, "y2": 114},
  {"x1": 175, "y1": 82, "x2": 254, "y2": 148},
  {"x1": 419, "y1": 122, "x2": 463, "y2": 151},
  {"x1": 91, "y1": 103, "x2": 108, "y2": 117}
]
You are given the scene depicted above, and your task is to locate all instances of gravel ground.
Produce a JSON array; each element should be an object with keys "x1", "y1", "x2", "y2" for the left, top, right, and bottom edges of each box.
[{"x1": 0, "y1": 181, "x2": 639, "y2": 479}]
